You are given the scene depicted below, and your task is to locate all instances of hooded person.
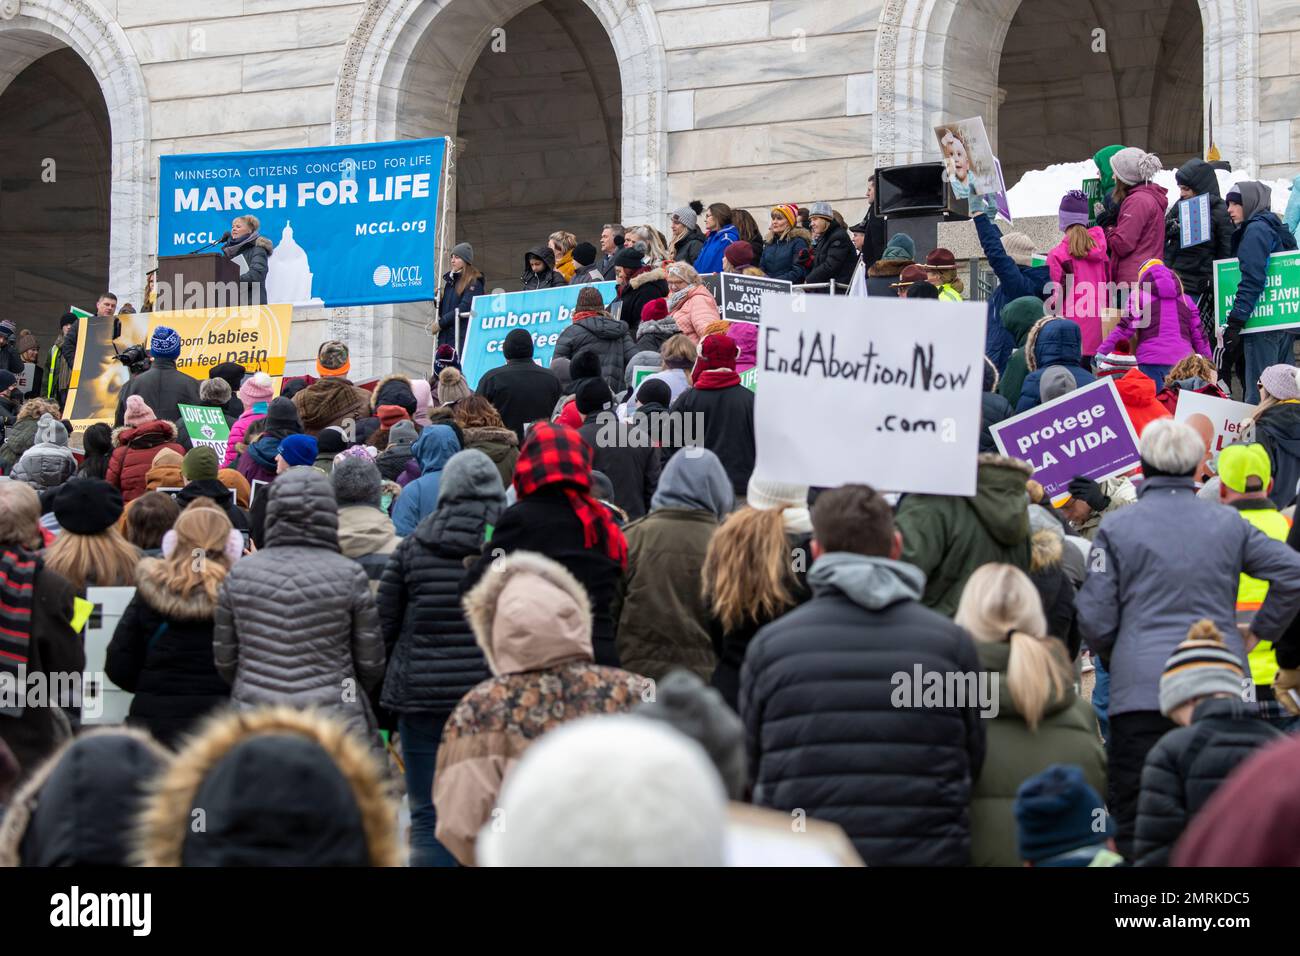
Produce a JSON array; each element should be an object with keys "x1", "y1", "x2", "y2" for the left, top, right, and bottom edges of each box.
[
  {"x1": 389, "y1": 423, "x2": 461, "y2": 536},
  {"x1": 1104, "y1": 148, "x2": 1169, "y2": 284},
  {"x1": 575, "y1": 378, "x2": 660, "y2": 521},
  {"x1": 411, "y1": 375, "x2": 434, "y2": 428},
  {"x1": 980, "y1": 357, "x2": 1017, "y2": 453},
  {"x1": 377, "y1": 448, "x2": 503, "y2": 867},
  {"x1": 376, "y1": 419, "x2": 417, "y2": 482},
  {"x1": 1091, "y1": 144, "x2": 1127, "y2": 228},
  {"x1": 214, "y1": 468, "x2": 386, "y2": 745},
  {"x1": 614, "y1": 448, "x2": 733, "y2": 681},
  {"x1": 217, "y1": 468, "x2": 251, "y2": 512},
  {"x1": 107, "y1": 396, "x2": 186, "y2": 502},
  {"x1": 463, "y1": 421, "x2": 628, "y2": 666},
  {"x1": 866, "y1": 232, "x2": 915, "y2": 297},
  {"x1": 104, "y1": 506, "x2": 240, "y2": 747},
  {"x1": 0, "y1": 729, "x2": 170, "y2": 866},
  {"x1": 434, "y1": 551, "x2": 646, "y2": 866},
  {"x1": 146, "y1": 447, "x2": 185, "y2": 492},
  {"x1": 1221, "y1": 182, "x2": 1300, "y2": 403},
  {"x1": 175, "y1": 446, "x2": 251, "y2": 531},
  {"x1": 356, "y1": 374, "x2": 418, "y2": 446},
  {"x1": 113, "y1": 325, "x2": 201, "y2": 428},
  {"x1": 475, "y1": 714, "x2": 728, "y2": 867},
  {"x1": 292, "y1": 342, "x2": 370, "y2": 435},
  {"x1": 668, "y1": 333, "x2": 756, "y2": 498},
  {"x1": 10, "y1": 414, "x2": 76, "y2": 492},
  {"x1": 1164, "y1": 159, "x2": 1235, "y2": 300},
  {"x1": 328, "y1": 455, "x2": 398, "y2": 591},
  {"x1": 553, "y1": 285, "x2": 638, "y2": 396},
  {"x1": 895, "y1": 454, "x2": 1034, "y2": 616},
  {"x1": 133, "y1": 707, "x2": 400, "y2": 866},
  {"x1": 476, "y1": 328, "x2": 562, "y2": 442},
  {"x1": 223, "y1": 371, "x2": 273, "y2": 467},
  {"x1": 520, "y1": 243, "x2": 568, "y2": 290},
  {"x1": 1015, "y1": 318, "x2": 1096, "y2": 413},
  {"x1": 1097, "y1": 259, "x2": 1211, "y2": 387},
  {"x1": 235, "y1": 395, "x2": 301, "y2": 485},
  {"x1": 1114, "y1": 366, "x2": 1174, "y2": 437}
]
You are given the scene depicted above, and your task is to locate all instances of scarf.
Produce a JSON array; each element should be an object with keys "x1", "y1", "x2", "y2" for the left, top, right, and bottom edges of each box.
[
  {"x1": 512, "y1": 422, "x2": 627, "y2": 568},
  {"x1": 0, "y1": 548, "x2": 37, "y2": 718},
  {"x1": 222, "y1": 231, "x2": 262, "y2": 257},
  {"x1": 667, "y1": 285, "x2": 693, "y2": 312},
  {"x1": 693, "y1": 368, "x2": 741, "y2": 390}
]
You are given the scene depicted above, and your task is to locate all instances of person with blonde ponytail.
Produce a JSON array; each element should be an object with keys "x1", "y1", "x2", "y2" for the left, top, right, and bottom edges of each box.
[
  {"x1": 706, "y1": 477, "x2": 812, "y2": 710},
  {"x1": 105, "y1": 504, "x2": 240, "y2": 746},
  {"x1": 955, "y1": 563, "x2": 1105, "y2": 867}
]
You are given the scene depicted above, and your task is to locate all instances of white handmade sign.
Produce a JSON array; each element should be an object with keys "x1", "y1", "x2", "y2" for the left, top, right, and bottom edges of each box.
[
  {"x1": 1173, "y1": 389, "x2": 1256, "y2": 464},
  {"x1": 754, "y1": 292, "x2": 985, "y2": 494}
]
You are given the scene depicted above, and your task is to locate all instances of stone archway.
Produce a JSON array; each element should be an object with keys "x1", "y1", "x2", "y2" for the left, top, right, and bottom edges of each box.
[
  {"x1": 0, "y1": 0, "x2": 151, "y2": 310},
  {"x1": 874, "y1": 0, "x2": 1256, "y2": 176},
  {"x1": 331, "y1": 0, "x2": 669, "y2": 375}
]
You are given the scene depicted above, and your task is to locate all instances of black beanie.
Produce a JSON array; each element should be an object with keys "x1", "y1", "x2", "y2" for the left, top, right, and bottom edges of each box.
[
  {"x1": 573, "y1": 241, "x2": 598, "y2": 267},
  {"x1": 614, "y1": 247, "x2": 645, "y2": 271},
  {"x1": 280, "y1": 377, "x2": 309, "y2": 400},
  {"x1": 374, "y1": 378, "x2": 417, "y2": 416},
  {"x1": 575, "y1": 378, "x2": 613, "y2": 415},
  {"x1": 636, "y1": 378, "x2": 672, "y2": 408},
  {"x1": 503, "y1": 328, "x2": 534, "y2": 361},
  {"x1": 264, "y1": 396, "x2": 301, "y2": 437},
  {"x1": 316, "y1": 426, "x2": 348, "y2": 456},
  {"x1": 53, "y1": 479, "x2": 123, "y2": 534},
  {"x1": 209, "y1": 362, "x2": 247, "y2": 393},
  {"x1": 570, "y1": 349, "x2": 602, "y2": 382}
]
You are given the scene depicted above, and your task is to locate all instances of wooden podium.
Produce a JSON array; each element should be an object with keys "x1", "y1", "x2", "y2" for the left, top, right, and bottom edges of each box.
[{"x1": 157, "y1": 253, "x2": 241, "y2": 307}]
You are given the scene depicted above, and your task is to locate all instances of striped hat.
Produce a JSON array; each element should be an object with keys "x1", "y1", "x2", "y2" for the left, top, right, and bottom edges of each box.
[
  {"x1": 771, "y1": 204, "x2": 799, "y2": 228},
  {"x1": 1095, "y1": 345, "x2": 1138, "y2": 378},
  {"x1": 1159, "y1": 619, "x2": 1246, "y2": 717}
]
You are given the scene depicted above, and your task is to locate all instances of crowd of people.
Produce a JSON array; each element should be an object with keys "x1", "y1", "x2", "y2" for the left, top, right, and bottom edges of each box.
[{"x1": 3, "y1": 149, "x2": 1300, "y2": 869}]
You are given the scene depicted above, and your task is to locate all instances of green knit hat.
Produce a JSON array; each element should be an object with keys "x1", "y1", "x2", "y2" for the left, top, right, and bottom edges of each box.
[{"x1": 182, "y1": 446, "x2": 219, "y2": 482}]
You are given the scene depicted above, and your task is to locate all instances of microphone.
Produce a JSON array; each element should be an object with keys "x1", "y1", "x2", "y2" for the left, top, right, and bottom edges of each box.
[{"x1": 187, "y1": 231, "x2": 230, "y2": 254}]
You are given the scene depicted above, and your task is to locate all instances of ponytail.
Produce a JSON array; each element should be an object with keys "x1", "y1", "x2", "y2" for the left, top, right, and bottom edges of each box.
[
  {"x1": 1066, "y1": 224, "x2": 1096, "y2": 259},
  {"x1": 1006, "y1": 630, "x2": 1074, "y2": 731}
]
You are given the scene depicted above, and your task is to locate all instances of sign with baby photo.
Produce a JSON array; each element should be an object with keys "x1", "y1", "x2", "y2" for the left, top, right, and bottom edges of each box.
[
  {"x1": 1172, "y1": 389, "x2": 1256, "y2": 467},
  {"x1": 934, "y1": 116, "x2": 997, "y2": 201}
]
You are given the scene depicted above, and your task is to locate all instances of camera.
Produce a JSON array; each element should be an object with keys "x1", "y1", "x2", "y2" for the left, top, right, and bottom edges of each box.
[{"x1": 115, "y1": 344, "x2": 152, "y2": 375}]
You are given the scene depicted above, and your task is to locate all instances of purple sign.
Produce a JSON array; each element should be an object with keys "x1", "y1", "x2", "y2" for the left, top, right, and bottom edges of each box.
[{"x1": 990, "y1": 377, "x2": 1140, "y2": 502}]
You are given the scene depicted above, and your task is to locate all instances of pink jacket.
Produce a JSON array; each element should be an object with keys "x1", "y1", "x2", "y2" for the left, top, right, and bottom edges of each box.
[
  {"x1": 1097, "y1": 263, "x2": 1212, "y2": 365},
  {"x1": 223, "y1": 402, "x2": 267, "y2": 467},
  {"x1": 1105, "y1": 182, "x2": 1169, "y2": 284},
  {"x1": 729, "y1": 322, "x2": 757, "y2": 372},
  {"x1": 1047, "y1": 228, "x2": 1110, "y2": 356},
  {"x1": 671, "y1": 285, "x2": 721, "y2": 343}
]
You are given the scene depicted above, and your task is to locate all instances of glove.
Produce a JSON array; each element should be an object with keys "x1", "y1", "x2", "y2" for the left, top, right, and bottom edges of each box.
[
  {"x1": 1274, "y1": 667, "x2": 1300, "y2": 716},
  {"x1": 1217, "y1": 322, "x2": 1243, "y2": 385},
  {"x1": 1067, "y1": 475, "x2": 1110, "y2": 513}
]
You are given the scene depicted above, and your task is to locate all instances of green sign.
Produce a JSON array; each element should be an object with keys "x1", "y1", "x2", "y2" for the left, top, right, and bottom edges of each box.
[
  {"x1": 1030, "y1": 254, "x2": 1047, "y2": 268},
  {"x1": 1082, "y1": 178, "x2": 1101, "y2": 227},
  {"x1": 1213, "y1": 251, "x2": 1300, "y2": 333},
  {"x1": 739, "y1": 367, "x2": 757, "y2": 392},
  {"x1": 178, "y1": 403, "x2": 231, "y2": 461},
  {"x1": 632, "y1": 366, "x2": 656, "y2": 391}
]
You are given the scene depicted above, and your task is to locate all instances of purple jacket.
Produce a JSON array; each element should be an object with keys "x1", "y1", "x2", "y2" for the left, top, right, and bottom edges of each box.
[
  {"x1": 396, "y1": 457, "x2": 420, "y2": 488},
  {"x1": 1097, "y1": 263, "x2": 1212, "y2": 365},
  {"x1": 235, "y1": 448, "x2": 276, "y2": 485}
]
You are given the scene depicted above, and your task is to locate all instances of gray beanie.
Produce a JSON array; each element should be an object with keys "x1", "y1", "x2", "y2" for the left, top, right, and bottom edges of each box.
[
  {"x1": 1040, "y1": 366, "x2": 1078, "y2": 403},
  {"x1": 437, "y1": 448, "x2": 506, "y2": 508},
  {"x1": 809, "y1": 201, "x2": 834, "y2": 221},
  {"x1": 331, "y1": 455, "x2": 383, "y2": 508},
  {"x1": 451, "y1": 241, "x2": 474, "y2": 265},
  {"x1": 672, "y1": 205, "x2": 698, "y2": 230},
  {"x1": 1109, "y1": 147, "x2": 1162, "y2": 186},
  {"x1": 199, "y1": 377, "x2": 232, "y2": 405},
  {"x1": 388, "y1": 419, "x2": 418, "y2": 447},
  {"x1": 34, "y1": 413, "x2": 68, "y2": 447},
  {"x1": 638, "y1": 670, "x2": 746, "y2": 800}
]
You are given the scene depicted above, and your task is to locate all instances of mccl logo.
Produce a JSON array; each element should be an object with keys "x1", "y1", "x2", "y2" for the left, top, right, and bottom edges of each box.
[{"x1": 373, "y1": 264, "x2": 422, "y2": 288}]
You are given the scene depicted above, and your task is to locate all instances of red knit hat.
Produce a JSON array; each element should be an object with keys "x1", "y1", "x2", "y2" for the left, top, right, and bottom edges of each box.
[
  {"x1": 692, "y1": 333, "x2": 739, "y2": 379},
  {"x1": 376, "y1": 404, "x2": 410, "y2": 429},
  {"x1": 641, "y1": 297, "x2": 669, "y2": 325},
  {"x1": 724, "y1": 241, "x2": 755, "y2": 269}
]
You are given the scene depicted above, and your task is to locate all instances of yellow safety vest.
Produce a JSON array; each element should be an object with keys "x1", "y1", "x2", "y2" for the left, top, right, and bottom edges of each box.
[
  {"x1": 1234, "y1": 504, "x2": 1291, "y2": 685},
  {"x1": 938, "y1": 284, "x2": 963, "y2": 302}
]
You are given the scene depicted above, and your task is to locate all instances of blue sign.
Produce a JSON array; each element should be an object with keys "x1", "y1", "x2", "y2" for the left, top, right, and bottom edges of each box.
[
  {"x1": 461, "y1": 282, "x2": 619, "y2": 389},
  {"x1": 1180, "y1": 193, "x2": 1212, "y2": 249},
  {"x1": 157, "y1": 137, "x2": 448, "y2": 308}
]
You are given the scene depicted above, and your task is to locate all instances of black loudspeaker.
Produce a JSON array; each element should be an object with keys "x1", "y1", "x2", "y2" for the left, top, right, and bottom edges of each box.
[
  {"x1": 886, "y1": 214, "x2": 948, "y2": 264},
  {"x1": 876, "y1": 162, "x2": 947, "y2": 216}
]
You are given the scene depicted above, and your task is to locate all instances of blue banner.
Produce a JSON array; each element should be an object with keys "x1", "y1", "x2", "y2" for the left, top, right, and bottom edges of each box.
[
  {"x1": 461, "y1": 282, "x2": 619, "y2": 389},
  {"x1": 157, "y1": 137, "x2": 448, "y2": 309}
]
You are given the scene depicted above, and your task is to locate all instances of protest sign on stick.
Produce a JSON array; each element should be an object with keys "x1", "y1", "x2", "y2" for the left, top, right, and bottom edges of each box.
[
  {"x1": 1214, "y1": 251, "x2": 1300, "y2": 333},
  {"x1": 1172, "y1": 389, "x2": 1255, "y2": 466},
  {"x1": 990, "y1": 377, "x2": 1141, "y2": 503},
  {"x1": 754, "y1": 293, "x2": 984, "y2": 494}
]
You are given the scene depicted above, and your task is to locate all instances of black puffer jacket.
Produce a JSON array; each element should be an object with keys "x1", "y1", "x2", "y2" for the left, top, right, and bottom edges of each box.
[
  {"x1": 552, "y1": 311, "x2": 638, "y2": 396},
  {"x1": 673, "y1": 227, "x2": 705, "y2": 266},
  {"x1": 1134, "y1": 697, "x2": 1283, "y2": 867},
  {"x1": 615, "y1": 268, "x2": 669, "y2": 336},
  {"x1": 741, "y1": 552, "x2": 986, "y2": 866},
  {"x1": 805, "y1": 220, "x2": 858, "y2": 291},
  {"x1": 521, "y1": 244, "x2": 567, "y2": 290},
  {"x1": 378, "y1": 455, "x2": 501, "y2": 717},
  {"x1": 1163, "y1": 158, "x2": 1234, "y2": 296},
  {"x1": 105, "y1": 557, "x2": 231, "y2": 748}
]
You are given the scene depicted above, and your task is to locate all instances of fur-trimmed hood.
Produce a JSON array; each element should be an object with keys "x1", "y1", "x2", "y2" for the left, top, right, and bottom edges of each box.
[
  {"x1": 133, "y1": 557, "x2": 220, "y2": 620},
  {"x1": 970, "y1": 453, "x2": 1034, "y2": 548},
  {"x1": 868, "y1": 258, "x2": 911, "y2": 278},
  {"x1": 368, "y1": 373, "x2": 415, "y2": 414},
  {"x1": 114, "y1": 418, "x2": 178, "y2": 447},
  {"x1": 0, "y1": 727, "x2": 171, "y2": 867},
  {"x1": 133, "y1": 707, "x2": 400, "y2": 867},
  {"x1": 629, "y1": 267, "x2": 667, "y2": 290},
  {"x1": 764, "y1": 226, "x2": 813, "y2": 245},
  {"x1": 462, "y1": 550, "x2": 594, "y2": 676}
]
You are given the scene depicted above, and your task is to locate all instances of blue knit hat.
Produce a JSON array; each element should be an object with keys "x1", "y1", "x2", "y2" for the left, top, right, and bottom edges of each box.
[
  {"x1": 1014, "y1": 764, "x2": 1113, "y2": 864},
  {"x1": 150, "y1": 325, "x2": 182, "y2": 359},
  {"x1": 277, "y1": 433, "x2": 318, "y2": 467}
]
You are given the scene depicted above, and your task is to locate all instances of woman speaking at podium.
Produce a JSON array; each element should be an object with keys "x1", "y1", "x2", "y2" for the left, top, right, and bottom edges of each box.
[{"x1": 223, "y1": 215, "x2": 275, "y2": 306}]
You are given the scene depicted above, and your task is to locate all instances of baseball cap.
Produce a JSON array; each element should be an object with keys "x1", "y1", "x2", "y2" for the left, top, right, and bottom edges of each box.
[{"x1": 1217, "y1": 443, "x2": 1272, "y2": 494}]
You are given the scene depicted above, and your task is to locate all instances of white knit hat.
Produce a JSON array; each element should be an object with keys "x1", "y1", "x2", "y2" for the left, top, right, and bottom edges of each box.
[{"x1": 746, "y1": 476, "x2": 809, "y2": 512}]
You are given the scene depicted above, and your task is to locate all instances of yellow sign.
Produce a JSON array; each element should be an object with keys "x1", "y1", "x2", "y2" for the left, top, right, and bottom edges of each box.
[{"x1": 64, "y1": 304, "x2": 293, "y2": 438}]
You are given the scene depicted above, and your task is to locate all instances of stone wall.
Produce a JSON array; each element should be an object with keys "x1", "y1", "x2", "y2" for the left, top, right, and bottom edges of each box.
[{"x1": 1257, "y1": 0, "x2": 1300, "y2": 180}]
